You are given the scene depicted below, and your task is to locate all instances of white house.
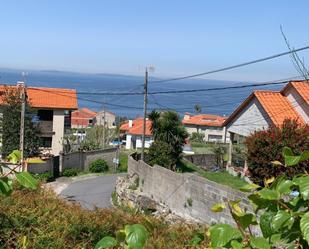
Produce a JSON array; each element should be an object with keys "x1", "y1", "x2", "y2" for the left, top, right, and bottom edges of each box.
[
  {"x1": 120, "y1": 118, "x2": 153, "y2": 149},
  {"x1": 0, "y1": 83, "x2": 78, "y2": 156},
  {"x1": 182, "y1": 113, "x2": 228, "y2": 142},
  {"x1": 223, "y1": 80, "x2": 308, "y2": 166}
]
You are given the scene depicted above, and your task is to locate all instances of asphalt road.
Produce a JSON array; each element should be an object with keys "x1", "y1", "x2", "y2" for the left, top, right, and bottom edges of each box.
[{"x1": 60, "y1": 174, "x2": 125, "y2": 210}]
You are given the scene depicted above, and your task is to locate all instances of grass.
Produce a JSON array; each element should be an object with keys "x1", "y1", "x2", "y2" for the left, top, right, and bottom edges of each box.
[
  {"x1": 117, "y1": 152, "x2": 128, "y2": 172},
  {"x1": 178, "y1": 160, "x2": 247, "y2": 190},
  {"x1": 0, "y1": 189, "x2": 208, "y2": 248}
]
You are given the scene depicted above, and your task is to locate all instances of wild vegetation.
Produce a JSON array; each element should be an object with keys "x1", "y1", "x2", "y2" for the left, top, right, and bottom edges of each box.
[{"x1": 0, "y1": 189, "x2": 207, "y2": 248}]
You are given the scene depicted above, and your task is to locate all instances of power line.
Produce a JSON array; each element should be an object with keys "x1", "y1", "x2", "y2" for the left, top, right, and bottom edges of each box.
[
  {"x1": 150, "y1": 45, "x2": 309, "y2": 83},
  {"x1": 30, "y1": 79, "x2": 291, "y2": 96}
]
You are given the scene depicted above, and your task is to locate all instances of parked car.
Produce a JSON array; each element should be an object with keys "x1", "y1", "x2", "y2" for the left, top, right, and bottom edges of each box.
[{"x1": 109, "y1": 139, "x2": 122, "y2": 146}]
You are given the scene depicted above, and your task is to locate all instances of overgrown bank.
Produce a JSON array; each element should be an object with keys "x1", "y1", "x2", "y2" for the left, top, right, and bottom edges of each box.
[{"x1": 0, "y1": 189, "x2": 207, "y2": 248}]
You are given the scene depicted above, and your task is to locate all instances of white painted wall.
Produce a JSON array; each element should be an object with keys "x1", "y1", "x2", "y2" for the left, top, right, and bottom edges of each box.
[
  {"x1": 227, "y1": 98, "x2": 271, "y2": 137},
  {"x1": 284, "y1": 87, "x2": 309, "y2": 123},
  {"x1": 135, "y1": 136, "x2": 153, "y2": 149},
  {"x1": 126, "y1": 134, "x2": 132, "y2": 149},
  {"x1": 184, "y1": 124, "x2": 227, "y2": 142},
  {"x1": 52, "y1": 110, "x2": 65, "y2": 155}
]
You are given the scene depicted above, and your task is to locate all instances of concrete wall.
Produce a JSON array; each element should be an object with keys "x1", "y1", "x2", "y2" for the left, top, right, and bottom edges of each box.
[
  {"x1": 27, "y1": 158, "x2": 54, "y2": 174},
  {"x1": 52, "y1": 110, "x2": 65, "y2": 156},
  {"x1": 227, "y1": 98, "x2": 271, "y2": 137},
  {"x1": 184, "y1": 154, "x2": 218, "y2": 170},
  {"x1": 128, "y1": 156, "x2": 250, "y2": 225},
  {"x1": 61, "y1": 148, "x2": 117, "y2": 171}
]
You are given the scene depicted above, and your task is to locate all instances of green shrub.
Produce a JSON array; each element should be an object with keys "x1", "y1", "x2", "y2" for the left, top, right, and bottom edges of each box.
[
  {"x1": 190, "y1": 132, "x2": 205, "y2": 143},
  {"x1": 88, "y1": 159, "x2": 109, "y2": 173},
  {"x1": 32, "y1": 172, "x2": 55, "y2": 182},
  {"x1": 62, "y1": 168, "x2": 79, "y2": 177},
  {"x1": 245, "y1": 119, "x2": 309, "y2": 184}
]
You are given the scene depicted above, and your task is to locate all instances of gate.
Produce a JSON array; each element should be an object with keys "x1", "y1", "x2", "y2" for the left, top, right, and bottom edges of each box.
[{"x1": 53, "y1": 156, "x2": 60, "y2": 178}]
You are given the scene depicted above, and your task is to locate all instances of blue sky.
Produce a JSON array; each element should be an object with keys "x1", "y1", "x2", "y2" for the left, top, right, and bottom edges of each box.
[{"x1": 0, "y1": 1, "x2": 309, "y2": 81}]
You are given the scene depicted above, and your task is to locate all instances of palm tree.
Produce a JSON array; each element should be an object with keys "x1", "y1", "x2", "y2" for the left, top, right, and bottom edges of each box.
[{"x1": 148, "y1": 110, "x2": 188, "y2": 170}]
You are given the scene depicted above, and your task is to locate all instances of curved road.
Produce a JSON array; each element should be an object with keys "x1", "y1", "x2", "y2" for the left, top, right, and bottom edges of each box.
[{"x1": 60, "y1": 174, "x2": 125, "y2": 210}]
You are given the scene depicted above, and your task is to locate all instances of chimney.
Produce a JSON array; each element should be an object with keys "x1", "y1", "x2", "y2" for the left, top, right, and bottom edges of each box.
[
  {"x1": 17, "y1": 81, "x2": 25, "y2": 87},
  {"x1": 184, "y1": 112, "x2": 191, "y2": 120},
  {"x1": 129, "y1": 120, "x2": 133, "y2": 128}
]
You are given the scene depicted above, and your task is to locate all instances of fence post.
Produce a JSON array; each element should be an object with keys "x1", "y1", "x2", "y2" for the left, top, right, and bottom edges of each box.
[{"x1": 59, "y1": 152, "x2": 64, "y2": 173}]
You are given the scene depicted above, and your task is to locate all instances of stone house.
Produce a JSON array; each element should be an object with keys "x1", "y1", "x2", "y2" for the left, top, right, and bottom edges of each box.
[
  {"x1": 223, "y1": 80, "x2": 308, "y2": 166},
  {"x1": 182, "y1": 113, "x2": 228, "y2": 142},
  {"x1": 0, "y1": 82, "x2": 78, "y2": 156}
]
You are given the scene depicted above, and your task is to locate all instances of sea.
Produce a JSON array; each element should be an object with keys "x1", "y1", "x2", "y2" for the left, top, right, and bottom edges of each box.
[{"x1": 0, "y1": 68, "x2": 284, "y2": 118}]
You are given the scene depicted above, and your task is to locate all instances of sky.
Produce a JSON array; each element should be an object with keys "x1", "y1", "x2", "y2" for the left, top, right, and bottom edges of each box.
[{"x1": 0, "y1": 1, "x2": 309, "y2": 81}]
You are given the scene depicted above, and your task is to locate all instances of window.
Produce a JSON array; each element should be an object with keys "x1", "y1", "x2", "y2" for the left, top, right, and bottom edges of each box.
[
  {"x1": 37, "y1": 110, "x2": 53, "y2": 121},
  {"x1": 40, "y1": 137, "x2": 52, "y2": 148},
  {"x1": 208, "y1": 135, "x2": 222, "y2": 142},
  {"x1": 89, "y1": 119, "x2": 93, "y2": 124}
]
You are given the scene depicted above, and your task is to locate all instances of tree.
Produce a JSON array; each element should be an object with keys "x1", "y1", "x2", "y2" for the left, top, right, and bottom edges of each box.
[
  {"x1": 80, "y1": 125, "x2": 117, "y2": 151},
  {"x1": 1, "y1": 86, "x2": 40, "y2": 158},
  {"x1": 148, "y1": 110, "x2": 188, "y2": 170}
]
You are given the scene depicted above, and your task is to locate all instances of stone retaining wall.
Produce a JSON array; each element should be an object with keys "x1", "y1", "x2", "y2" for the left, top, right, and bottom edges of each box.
[
  {"x1": 127, "y1": 155, "x2": 251, "y2": 226},
  {"x1": 184, "y1": 154, "x2": 218, "y2": 170}
]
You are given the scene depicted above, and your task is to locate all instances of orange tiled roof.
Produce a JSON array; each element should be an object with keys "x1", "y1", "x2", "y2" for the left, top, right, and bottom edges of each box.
[
  {"x1": 284, "y1": 81, "x2": 309, "y2": 105},
  {"x1": 120, "y1": 118, "x2": 152, "y2": 136},
  {"x1": 182, "y1": 114, "x2": 226, "y2": 127},
  {"x1": 0, "y1": 85, "x2": 78, "y2": 109},
  {"x1": 254, "y1": 91, "x2": 303, "y2": 126}
]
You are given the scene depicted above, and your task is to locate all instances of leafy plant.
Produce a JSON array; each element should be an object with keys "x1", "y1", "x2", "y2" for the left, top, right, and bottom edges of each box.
[
  {"x1": 245, "y1": 119, "x2": 309, "y2": 184},
  {"x1": 0, "y1": 150, "x2": 39, "y2": 196},
  {"x1": 32, "y1": 172, "x2": 55, "y2": 182},
  {"x1": 89, "y1": 159, "x2": 109, "y2": 173},
  {"x1": 62, "y1": 168, "x2": 80, "y2": 177},
  {"x1": 95, "y1": 224, "x2": 149, "y2": 249},
  {"x1": 209, "y1": 147, "x2": 309, "y2": 248},
  {"x1": 190, "y1": 132, "x2": 205, "y2": 143}
]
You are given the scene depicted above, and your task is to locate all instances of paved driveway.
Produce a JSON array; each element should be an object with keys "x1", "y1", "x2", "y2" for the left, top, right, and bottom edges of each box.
[{"x1": 60, "y1": 174, "x2": 125, "y2": 210}]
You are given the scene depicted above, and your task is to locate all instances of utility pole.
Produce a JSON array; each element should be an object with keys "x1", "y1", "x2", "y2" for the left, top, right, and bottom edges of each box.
[
  {"x1": 141, "y1": 68, "x2": 148, "y2": 161},
  {"x1": 102, "y1": 100, "x2": 106, "y2": 149},
  {"x1": 19, "y1": 81, "x2": 26, "y2": 169}
]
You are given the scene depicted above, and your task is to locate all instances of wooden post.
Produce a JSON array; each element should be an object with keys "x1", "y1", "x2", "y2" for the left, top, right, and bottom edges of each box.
[{"x1": 227, "y1": 132, "x2": 234, "y2": 169}]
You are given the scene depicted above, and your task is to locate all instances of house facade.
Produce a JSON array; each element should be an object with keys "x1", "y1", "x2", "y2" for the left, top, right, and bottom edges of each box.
[
  {"x1": 0, "y1": 83, "x2": 78, "y2": 156},
  {"x1": 95, "y1": 110, "x2": 116, "y2": 128},
  {"x1": 182, "y1": 113, "x2": 228, "y2": 142},
  {"x1": 223, "y1": 80, "x2": 308, "y2": 166},
  {"x1": 120, "y1": 118, "x2": 153, "y2": 149},
  {"x1": 71, "y1": 108, "x2": 97, "y2": 129}
]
